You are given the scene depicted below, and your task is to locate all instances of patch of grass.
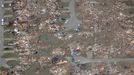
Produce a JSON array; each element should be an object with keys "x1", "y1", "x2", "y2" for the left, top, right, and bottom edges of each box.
[
  {"x1": 1, "y1": 53, "x2": 18, "y2": 58},
  {"x1": 3, "y1": 50, "x2": 14, "y2": 53},
  {"x1": 7, "y1": 60, "x2": 20, "y2": 67},
  {"x1": 4, "y1": 39, "x2": 14, "y2": 46},
  {"x1": 39, "y1": 48, "x2": 52, "y2": 56},
  {"x1": 39, "y1": 33, "x2": 49, "y2": 41},
  {"x1": 4, "y1": 25, "x2": 14, "y2": 30},
  {"x1": 0, "y1": 66, "x2": 9, "y2": 71},
  {"x1": 76, "y1": 12, "x2": 82, "y2": 20},
  {"x1": 4, "y1": 10, "x2": 13, "y2": 15},
  {"x1": 4, "y1": 32, "x2": 14, "y2": 39},
  {"x1": 24, "y1": 63, "x2": 53, "y2": 75},
  {"x1": 4, "y1": 17, "x2": 12, "y2": 22},
  {"x1": 61, "y1": 2, "x2": 69, "y2": 7},
  {"x1": 127, "y1": 8, "x2": 134, "y2": 14},
  {"x1": 24, "y1": 63, "x2": 40, "y2": 75},
  {"x1": 4, "y1": 38, "x2": 14, "y2": 41},
  {"x1": 4, "y1": 14, "x2": 13, "y2": 18}
]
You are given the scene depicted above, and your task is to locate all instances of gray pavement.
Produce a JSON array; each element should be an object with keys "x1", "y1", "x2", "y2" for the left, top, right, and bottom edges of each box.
[
  {"x1": 74, "y1": 56, "x2": 134, "y2": 64},
  {"x1": 64, "y1": 0, "x2": 81, "y2": 30},
  {"x1": 0, "y1": 0, "x2": 7, "y2": 66}
]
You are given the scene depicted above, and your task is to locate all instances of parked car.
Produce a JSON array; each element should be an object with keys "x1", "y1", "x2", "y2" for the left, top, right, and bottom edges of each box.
[
  {"x1": 65, "y1": 19, "x2": 69, "y2": 24},
  {"x1": 1, "y1": 18, "x2": 5, "y2": 25},
  {"x1": 1, "y1": 4, "x2": 4, "y2": 8},
  {"x1": 9, "y1": 3, "x2": 11, "y2": 7}
]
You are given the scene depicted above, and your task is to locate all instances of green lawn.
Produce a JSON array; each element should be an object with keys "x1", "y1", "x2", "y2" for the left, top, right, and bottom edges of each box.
[
  {"x1": 4, "y1": 9, "x2": 13, "y2": 15},
  {"x1": 4, "y1": 8, "x2": 11, "y2": 11},
  {"x1": 61, "y1": 2, "x2": 69, "y2": 7},
  {"x1": 4, "y1": 14, "x2": 13, "y2": 18},
  {"x1": 4, "y1": 39, "x2": 14, "y2": 46},
  {"x1": 4, "y1": 32, "x2": 14, "y2": 39},
  {"x1": 4, "y1": 25, "x2": 14, "y2": 30},
  {"x1": 7, "y1": 60, "x2": 20, "y2": 67},
  {"x1": 3, "y1": 50, "x2": 14, "y2": 53},
  {"x1": 4, "y1": 15, "x2": 13, "y2": 22},
  {"x1": 24, "y1": 63, "x2": 53, "y2": 75},
  {"x1": 4, "y1": 38, "x2": 14, "y2": 41},
  {"x1": 5, "y1": 58, "x2": 18, "y2": 61},
  {"x1": 24, "y1": 63, "x2": 40, "y2": 75},
  {"x1": 76, "y1": 12, "x2": 82, "y2": 20},
  {"x1": 4, "y1": 0, "x2": 12, "y2": 3},
  {"x1": 126, "y1": 8, "x2": 134, "y2": 14},
  {"x1": 1, "y1": 53, "x2": 18, "y2": 58},
  {"x1": 0, "y1": 66, "x2": 9, "y2": 71}
]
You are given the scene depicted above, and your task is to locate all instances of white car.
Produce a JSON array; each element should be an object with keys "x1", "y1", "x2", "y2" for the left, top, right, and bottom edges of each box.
[
  {"x1": 65, "y1": 19, "x2": 69, "y2": 24},
  {"x1": 77, "y1": 24, "x2": 80, "y2": 27},
  {"x1": 1, "y1": 19, "x2": 4, "y2": 25},
  {"x1": 1, "y1": 4, "x2": 4, "y2": 8},
  {"x1": 9, "y1": 3, "x2": 11, "y2": 7}
]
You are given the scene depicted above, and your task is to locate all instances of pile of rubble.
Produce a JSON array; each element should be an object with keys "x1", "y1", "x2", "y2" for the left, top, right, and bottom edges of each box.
[
  {"x1": 75, "y1": 62, "x2": 134, "y2": 75},
  {"x1": 11, "y1": 0, "x2": 34, "y2": 70},
  {"x1": 50, "y1": 63, "x2": 73, "y2": 75},
  {"x1": 9, "y1": 0, "x2": 72, "y2": 74},
  {"x1": 76, "y1": 0, "x2": 134, "y2": 59}
]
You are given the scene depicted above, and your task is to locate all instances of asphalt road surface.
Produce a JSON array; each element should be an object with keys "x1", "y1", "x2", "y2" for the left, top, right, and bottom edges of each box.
[
  {"x1": 64, "y1": 0, "x2": 81, "y2": 30},
  {"x1": 0, "y1": 0, "x2": 7, "y2": 66},
  {"x1": 74, "y1": 56, "x2": 134, "y2": 64}
]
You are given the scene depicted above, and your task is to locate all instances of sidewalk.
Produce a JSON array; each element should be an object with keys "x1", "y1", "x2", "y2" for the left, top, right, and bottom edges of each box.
[{"x1": 0, "y1": 0, "x2": 6, "y2": 66}]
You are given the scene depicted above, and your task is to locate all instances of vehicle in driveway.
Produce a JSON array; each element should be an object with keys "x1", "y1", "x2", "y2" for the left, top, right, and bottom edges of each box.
[
  {"x1": 1, "y1": 4, "x2": 4, "y2": 8},
  {"x1": 1, "y1": 18, "x2": 9, "y2": 26},
  {"x1": 65, "y1": 19, "x2": 69, "y2": 24},
  {"x1": 1, "y1": 19, "x2": 5, "y2": 25}
]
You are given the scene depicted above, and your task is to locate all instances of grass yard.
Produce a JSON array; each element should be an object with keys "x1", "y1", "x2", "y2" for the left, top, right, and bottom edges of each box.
[
  {"x1": 4, "y1": 25, "x2": 14, "y2": 30},
  {"x1": 4, "y1": 32, "x2": 14, "y2": 39},
  {"x1": 7, "y1": 60, "x2": 20, "y2": 67},
  {"x1": 24, "y1": 63, "x2": 53, "y2": 75},
  {"x1": 4, "y1": 39, "x2": 14, "y2": 46},
  {"x1": 4, "y1": 10, "x2": 13, "y2": 15},
  {"x1": 1, "y1": 53, "x2": 18, "y2": 58}
]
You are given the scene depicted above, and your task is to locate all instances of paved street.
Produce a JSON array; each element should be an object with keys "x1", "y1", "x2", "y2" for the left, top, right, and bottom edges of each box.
[
  {"x1": 0, "y1": 0, "x2": 7, "y2": 66},
  {"x1": 74, "y1": 56, "x2": 134, "y2": 64},
  {"x1": 64, "y1": 0, "x2": 81, "y2": 30}
]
